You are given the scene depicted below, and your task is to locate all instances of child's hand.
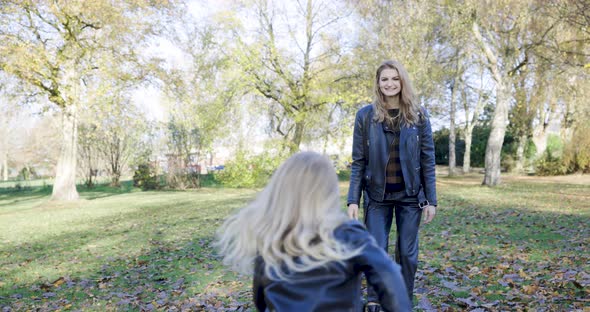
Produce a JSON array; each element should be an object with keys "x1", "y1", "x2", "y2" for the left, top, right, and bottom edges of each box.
[{"x1": 347, "y1": 204, "x2": 359, "y2": 220}]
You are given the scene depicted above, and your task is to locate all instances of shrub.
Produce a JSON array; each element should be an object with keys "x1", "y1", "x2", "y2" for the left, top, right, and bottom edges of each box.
[
  {"x1": 133, "y1": 163, "x2": 159, "y2": 190},
  {"x1": 215, "y1": 151, "x2": 284, "y2": 188},
  {"x1": 535, "y1": 135, "x2": 567, "y2": 176},
  {"x1": 534, "y1": 154, "x2": 568, "y2": 176}
]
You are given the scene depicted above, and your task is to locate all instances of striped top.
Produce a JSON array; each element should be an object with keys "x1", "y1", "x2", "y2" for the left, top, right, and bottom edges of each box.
[{"x1": 384, "y1": 109, "x2": 404, "y2": 193}]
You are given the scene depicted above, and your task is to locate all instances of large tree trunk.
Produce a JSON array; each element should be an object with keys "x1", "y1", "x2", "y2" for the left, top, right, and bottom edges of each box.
[
  {"x1": 483, "y1": 84, "x2": 509, "y2": 186},
  {"x1": 290, "y1": 120, "x2": 305, "y2": 154},
  {"x1": 514, "y1": 134, "x2": 527, "y2": 173},
  {"x1": 52, "y1": 105, "x2": 79, "y2": 200},
  {"x1": 532, "y1": 124, "x2": 548, "y2": 159},
  {"x1": 472, "y1": 21, "x2": 510, "y2": 186},
  {"x1": 463, "y1": 127, "x2": 473, "y2": 173},
  {"x1": 448, "y1": 79, "x2": 457, "y2": 176}
]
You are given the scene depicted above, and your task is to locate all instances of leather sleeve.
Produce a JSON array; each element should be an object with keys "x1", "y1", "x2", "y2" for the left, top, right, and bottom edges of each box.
[
  {"x1": 253, "y1": 257, "x2": 267, "y2": 312},
  {"x1": 347, "y1": 109, "x2": 367, "y2": 206},
  {"x1": 419, "y1": 108, "x2": 437, "y2": 206},
  {"x1": 338, "y1": 222, "x2": 412, "y2": 312}
]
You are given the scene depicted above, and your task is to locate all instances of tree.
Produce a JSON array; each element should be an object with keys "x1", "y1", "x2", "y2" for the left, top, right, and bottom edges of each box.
[
  {"x1": 460, "y1": 70, "x2": 489, "y2": 173},
  {"x1": 469, "y1": 0, "x2": 560, "y2": 185},
  {"x1": 350, "y1": 0, "x2": 447, "y2": 111},
  {"x1": 0, "y1": 79, "x2": 17, "y2": 181},
  {"x1": 78, "y1": 123, "x2": 100, "y2": 188},
  {"x1": 0, "y1": 0, "x2": 178, "y2": 200},
  {"x1": 157, "y1": 16, "x2": 239, "y2": 187},
  {"x1": 231, "y1": 0, "x2": 361, "y2": 154}
]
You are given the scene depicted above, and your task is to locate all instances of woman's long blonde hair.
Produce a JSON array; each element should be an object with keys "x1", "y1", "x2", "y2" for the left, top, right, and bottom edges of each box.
[
  {"x1": 215, "y1": 151, "x2": 361, "y2": 280},
  {"x1": 373, "y1": 60, "x2": 422, "y2": 126}
]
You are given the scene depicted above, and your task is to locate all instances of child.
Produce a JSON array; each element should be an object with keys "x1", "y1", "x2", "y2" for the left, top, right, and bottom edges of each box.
[{"x1": 216, "y1": 152, "x2": 411, "y2": 312}]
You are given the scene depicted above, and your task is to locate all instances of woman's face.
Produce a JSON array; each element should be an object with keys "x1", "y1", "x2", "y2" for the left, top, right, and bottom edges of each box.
[{"x1": 379, "y1": 68, "x2": 401, "y2": 98}]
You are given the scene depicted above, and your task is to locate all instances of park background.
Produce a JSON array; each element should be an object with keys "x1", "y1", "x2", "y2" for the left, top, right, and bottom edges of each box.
[{"x1": 1, "y1": 0, "x2": 588, "y2": 311}]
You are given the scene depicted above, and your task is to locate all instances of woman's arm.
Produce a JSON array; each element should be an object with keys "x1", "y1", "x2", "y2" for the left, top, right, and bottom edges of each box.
[
  {"x1": 347, "y1": 109, "x2": 367, "y2": 207},
  {"x1": 419, "y1": 108, "x2": 437, "y2": 207}
]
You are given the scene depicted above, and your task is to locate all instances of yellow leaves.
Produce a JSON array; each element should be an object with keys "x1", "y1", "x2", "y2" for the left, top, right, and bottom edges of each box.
[
  {"x1": 52, "y1": 277, "x2": 66, "y2": 287},
  {"x1": 522, "y1": 284, "x2": 538, "y2": 295},
  {"x1": 471, "y1": 286, "x2": 483, "y2": 295},
  {"x1": 518, "y1": 269, "x2": 530, "y2": 279}
]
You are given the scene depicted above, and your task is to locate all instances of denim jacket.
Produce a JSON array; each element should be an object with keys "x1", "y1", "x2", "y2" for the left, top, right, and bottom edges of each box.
[{"x1": 347, "y1": 104, "x2": 437, "y2": 207}]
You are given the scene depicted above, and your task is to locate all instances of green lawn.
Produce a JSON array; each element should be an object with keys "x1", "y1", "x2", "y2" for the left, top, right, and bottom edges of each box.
[{"x1": 0, "y1": 173, "x2": 588, "y2": 311}]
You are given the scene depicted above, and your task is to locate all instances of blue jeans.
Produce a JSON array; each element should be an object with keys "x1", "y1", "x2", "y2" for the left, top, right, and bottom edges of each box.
[{"x1": 364, "y1": 194, "x2": 422, "y2": 304}]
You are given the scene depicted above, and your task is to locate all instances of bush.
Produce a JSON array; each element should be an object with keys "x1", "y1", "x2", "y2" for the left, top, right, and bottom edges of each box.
[
  {"x1": 535, "y1": 154, "x2": 568, "y2": 176},
  {"x1": 535, "y1": 135, "x2": 567, "y2": 176},
  {"x1": 133, "y1": 163, "x2": 159, "y2": 190},
  {"x1": 562, "y1": 124, "x2": 590, "y2": 173},
  {"x1": 215, "y1": 151, "x2": 284, "y2": 188}
]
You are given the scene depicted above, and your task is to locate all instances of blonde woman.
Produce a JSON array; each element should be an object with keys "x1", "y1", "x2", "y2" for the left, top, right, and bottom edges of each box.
[
  {"x1": 216, "y1": 151, "x2": 410, "y2": 312},
  {"x1": 347, "y1": 60, "x2": 438, "y2": 311}
]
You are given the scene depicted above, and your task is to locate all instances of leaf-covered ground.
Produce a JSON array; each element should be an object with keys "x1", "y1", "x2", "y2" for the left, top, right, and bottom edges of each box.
[{"x1": 0, "y1": 173, "x2": 588, "y2": 311}]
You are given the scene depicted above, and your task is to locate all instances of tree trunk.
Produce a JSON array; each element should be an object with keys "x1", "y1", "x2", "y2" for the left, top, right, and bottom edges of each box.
[
  {"x1": 463, "y1": 127, "x2": 473, "y2": 174},
  {"x1": 561, "y1": 100, "x2": 575, "y2": 143},
  {"x1": 483, "y1": 84, "x2": 509, "y2": 186},
  {"x1": 532, "y1": 99, "x2": 555, "y2": 159},
  {"x1": 532, "y1": 126, "x2": 548, "y2": 158},
  {"x1": 290, "y1": 120, "x2": 305, "y2": 154},
  {"x1": 449, "y1": 79, "x2": 457, "y2": 176},
  {"x1": 514, "y1": 134, "x2": 527, "y2": 173},
  {"x1": 52, "y1": 105, "x2": 79, "y2": 200},
  {"x1": 2, "y1": 154, "x2": 7, "y2": 181},
  {"x1": 111, "y1": 173, "x2": 121, "y2": 187},
  {"x1": 472, "y1": 21, "x2": 510, "y2": 186}
]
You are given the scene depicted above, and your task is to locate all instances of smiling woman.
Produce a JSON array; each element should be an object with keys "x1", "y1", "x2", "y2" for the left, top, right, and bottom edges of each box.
[{"x1": 347, "y1": 60, "x2": 437, "y2": 311}]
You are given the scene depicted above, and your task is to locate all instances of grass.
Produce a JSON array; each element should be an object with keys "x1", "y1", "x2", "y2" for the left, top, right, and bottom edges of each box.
[{"x1": 0, "y1": 172, "x2": 589, "y2": 311}]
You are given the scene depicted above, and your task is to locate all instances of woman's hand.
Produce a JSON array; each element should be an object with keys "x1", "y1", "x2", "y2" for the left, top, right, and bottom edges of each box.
[
  {"x1": 423, "y1": 205, "x2": 436, "y2": 224},
  {"x1": 347, "y1": 204, "x2": 359, "y2": 220}
]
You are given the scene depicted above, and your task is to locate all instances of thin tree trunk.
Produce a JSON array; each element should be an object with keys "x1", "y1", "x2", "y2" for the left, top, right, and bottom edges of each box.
[
  {"x1": 2, "y1": 156, "x2": 7, "y2": 181},
  {"x1": 514, "y1": 134, "x2": 527, "y2": 173},
  {"x1": 561, "y1": 100, "x2": 575, "y2": 143},
  {"x1": 449, "y1": 79, "x2": 457, "y2": 176},
  {"x1": 52, "y1": 105, "x2": 79, "y2": 200},
  {"x1": 462, "y1": 75, "x2": 485, "y2": 174},
  {"x1": 463, "y1": 127, "x2": 473, "y2": 174}
]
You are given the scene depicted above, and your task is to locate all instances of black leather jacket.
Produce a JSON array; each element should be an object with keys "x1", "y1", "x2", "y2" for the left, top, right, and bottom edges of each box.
[
  {"x1": 253, "y1": 221, "x2": 411, "y2": 312},
  {"x1": 347, "y1": 105, "x2": 437, "y2": 206}
]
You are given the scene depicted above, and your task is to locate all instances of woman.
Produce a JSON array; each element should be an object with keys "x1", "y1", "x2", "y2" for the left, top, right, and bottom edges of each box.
[
  {"x1": 347, "y1": 60, "x2": 437, "y2": 311},
  {"x1": 216, "y1": 151, "x2": 411, "y2": 312}
]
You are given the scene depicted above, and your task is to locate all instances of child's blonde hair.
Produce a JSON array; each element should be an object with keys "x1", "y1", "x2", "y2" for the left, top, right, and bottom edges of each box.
[{"x1": 215, "y1": 151, "x2": 361, "y2": 280}]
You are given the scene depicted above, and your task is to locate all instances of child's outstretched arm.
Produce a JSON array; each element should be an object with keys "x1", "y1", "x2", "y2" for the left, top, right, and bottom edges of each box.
[
  {"x1": 346, "y1": 223, "x2": 412, "y2": 312},
  {"x1": 253, "y1": 257, "x2": 268, "y2": 311}
]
